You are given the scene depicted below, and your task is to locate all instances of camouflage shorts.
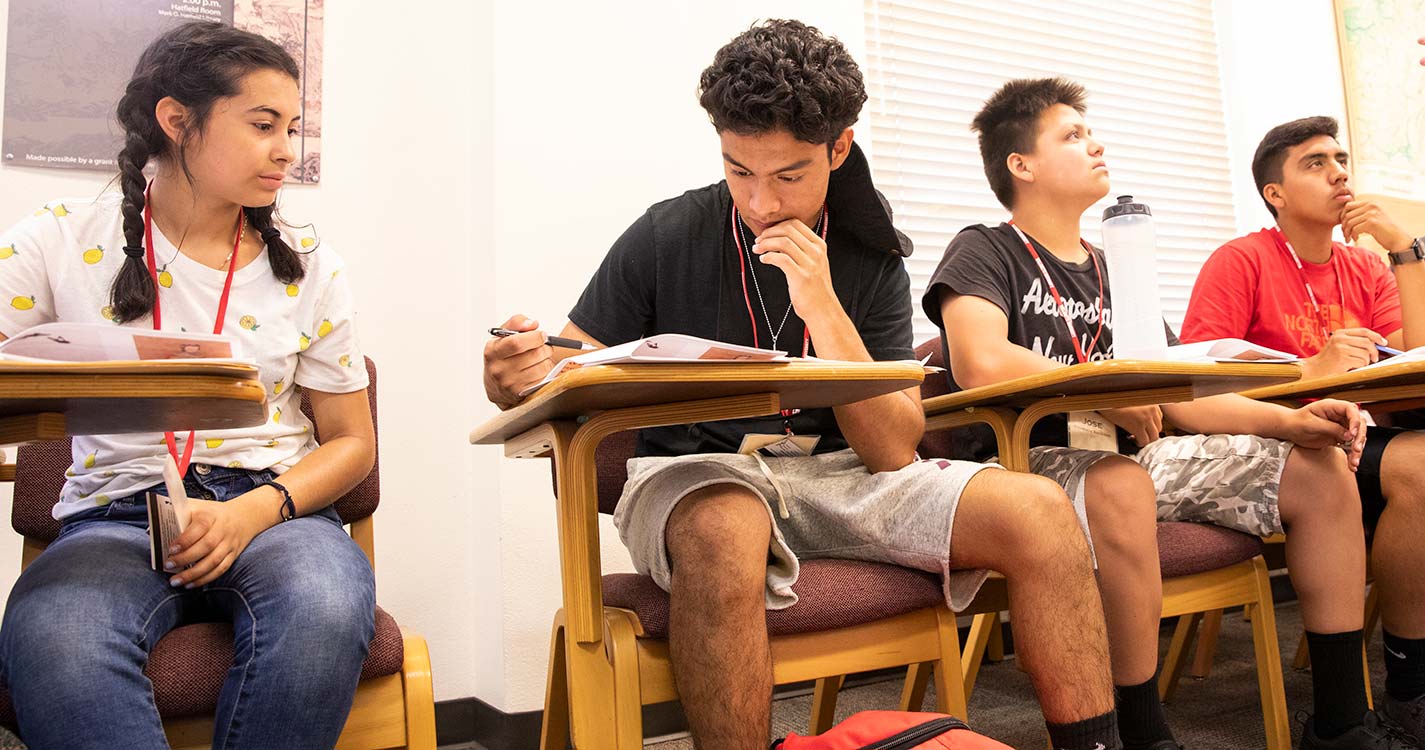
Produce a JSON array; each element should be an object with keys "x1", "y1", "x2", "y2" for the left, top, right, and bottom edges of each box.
[
  {"x1": 1136, "y1": 434, "x2": 1291, "y2": 537},
  {"x1": 1025, "y1": 433, "x2": 1292, "y2": 541}
]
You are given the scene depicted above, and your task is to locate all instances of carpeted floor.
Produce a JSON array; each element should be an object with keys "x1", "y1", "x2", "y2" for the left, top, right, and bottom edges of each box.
[{"x1": 648, "y1": 599, "x2": 1388, "y2": 750}]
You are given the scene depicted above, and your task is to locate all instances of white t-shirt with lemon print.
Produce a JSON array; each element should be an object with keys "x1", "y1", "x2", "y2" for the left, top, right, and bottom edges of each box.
[{"x1": 0, "y1": 194, "x2": 368, "y2": 520}]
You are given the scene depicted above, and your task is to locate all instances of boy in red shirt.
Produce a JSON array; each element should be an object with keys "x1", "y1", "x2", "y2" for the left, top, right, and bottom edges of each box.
[{"x1": 1183, "y1": 116, "x2": 1425, "y2": 741}]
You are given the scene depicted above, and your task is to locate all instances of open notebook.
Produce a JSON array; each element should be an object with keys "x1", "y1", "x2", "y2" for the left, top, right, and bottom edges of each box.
[
  {"x1": 519, "y1": 333, "x2": 788, "y2": 396},
  {"x1": 1161, "y1": 339, "x2": 1298, "y2": 363},
  {"x1": 0, "y1": 321, "x2": 248, "y2": 364}
]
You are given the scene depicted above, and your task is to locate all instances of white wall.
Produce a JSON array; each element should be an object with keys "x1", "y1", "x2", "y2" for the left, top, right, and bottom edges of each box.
[
  {"x1": 0, "y1": 0, "x2": 1363, "y2": 722},
  {"x1": 0, "y1": 0, "x2": 490, "y2": 704},
  {"x1": 1216, "y1": 0, "x2": 1350, "y2": 236}
]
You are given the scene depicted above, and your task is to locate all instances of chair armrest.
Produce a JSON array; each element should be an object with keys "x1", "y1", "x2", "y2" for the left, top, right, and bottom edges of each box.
[{"x1": 0, "y1": 464, "x2": 14, "y2": 482}]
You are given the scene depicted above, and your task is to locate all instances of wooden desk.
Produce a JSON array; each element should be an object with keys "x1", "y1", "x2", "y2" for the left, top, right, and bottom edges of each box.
[
  {"x1": 0, "y1": 360, "x2": 267, "y2": 443},
  {"x1": 1243, "y1": 359, "x2": 1425, "y2": 414},
  {"x1": 921, "y1": 360, "x2": 1301, "y2": 471},
  {"x1": 470, "y1": 360, "x2": 924, "y2": 748}
]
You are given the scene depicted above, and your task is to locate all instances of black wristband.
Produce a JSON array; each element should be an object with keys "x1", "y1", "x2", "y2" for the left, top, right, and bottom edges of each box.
[{"x1": 260, "y1": 480, "x2": 297, "y2": 522}]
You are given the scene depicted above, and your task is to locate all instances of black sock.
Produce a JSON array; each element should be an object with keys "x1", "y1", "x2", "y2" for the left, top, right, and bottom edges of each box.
[
  {"x1": 1306, "y1": 629, "x2": 1368, "y2": 738},
  {"x1": 1047, "y1": 709, "x2": 1123, "y2": 750},
  {"x1": 1384, "y1": 629, "x2": 1425, "y2": 702},
  {"x1": 1116, "y1": 676, "x2": 1175, "y2": 749}
]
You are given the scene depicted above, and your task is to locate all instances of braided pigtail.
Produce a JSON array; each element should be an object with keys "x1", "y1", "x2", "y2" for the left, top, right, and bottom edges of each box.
[
  {"x1": 244, "y1": 204, "x2": 306, "y2": 283},
  {"x1": 109, "y1": 110, "x2": 160, "y2": 323}
]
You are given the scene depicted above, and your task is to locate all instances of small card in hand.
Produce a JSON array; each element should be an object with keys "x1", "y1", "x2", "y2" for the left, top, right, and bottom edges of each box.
[{"x1": 146, "y1": 455, "x2": 191, "y2": 572}]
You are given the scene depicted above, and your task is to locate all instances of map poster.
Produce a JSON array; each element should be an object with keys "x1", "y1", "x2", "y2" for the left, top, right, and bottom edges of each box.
[
  {"x1": 2, "y1": 0, "x2": 322, "y2": 183},
  {"x1": 1335, "y1": 0, "x2": 1425, "y2": 200}
]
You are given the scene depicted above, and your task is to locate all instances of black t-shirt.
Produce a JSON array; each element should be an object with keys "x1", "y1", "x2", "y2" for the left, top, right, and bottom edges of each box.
[
  {"x1": 569, "y1": 144, "x2": 915, "y2": 457},
  {"x1": 919, "y1": 223, "x2": 1179, "y2": 460}
]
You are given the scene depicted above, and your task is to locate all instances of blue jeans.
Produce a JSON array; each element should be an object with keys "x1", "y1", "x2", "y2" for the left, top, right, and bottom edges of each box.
[{"x1": 0, "y1": 466, "x2": 376, "y2": 750}]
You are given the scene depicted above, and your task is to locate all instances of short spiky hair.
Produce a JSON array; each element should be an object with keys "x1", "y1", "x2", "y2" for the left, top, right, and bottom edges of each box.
[
  {"x1": 1252, "y1": 116, "x2": 1340, "y2": 218},
  {"x1": 697, "y1": 19, "x2": 866, "y2": 146},
  {"x1": 972, "y1": 78, "x2": 1088, "y2": 209}
]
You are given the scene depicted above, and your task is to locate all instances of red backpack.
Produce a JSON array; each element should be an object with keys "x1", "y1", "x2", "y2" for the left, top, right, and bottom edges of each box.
[{"x1": 773, "y1": 711, "x2": 1014, "y2": 749}]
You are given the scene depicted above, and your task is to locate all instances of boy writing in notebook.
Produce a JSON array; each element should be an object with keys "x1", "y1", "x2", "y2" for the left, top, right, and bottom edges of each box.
[
  {"x1": 485, "y1": 23, "x2": 1126, "y2": 750},
  {"x1": 925, "y1": 78, "x2": 1404, "y2": 750},
  {"x1": 1182, "y1": 115, "x2": 1425, "y2": 741}
]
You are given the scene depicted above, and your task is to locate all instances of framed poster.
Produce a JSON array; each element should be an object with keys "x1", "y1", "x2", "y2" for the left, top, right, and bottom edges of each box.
[
  {"x1": 2, "y1": 0, "x2": 322, "y2": 183},
  {"x1": 1334, "y1": 0, "x2": 1425, "y2": 200}
]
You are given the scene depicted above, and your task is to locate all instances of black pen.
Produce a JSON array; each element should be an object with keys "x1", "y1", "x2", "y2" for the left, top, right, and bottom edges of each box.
[{"x1": 488, "y1": 327, "x2": 598, "y2": 351}]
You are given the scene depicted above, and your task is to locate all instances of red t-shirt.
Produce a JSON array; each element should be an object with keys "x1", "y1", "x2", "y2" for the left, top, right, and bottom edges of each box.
[{"x1": 1181, "y1": 228, "x2": 1401, "y2": 356}]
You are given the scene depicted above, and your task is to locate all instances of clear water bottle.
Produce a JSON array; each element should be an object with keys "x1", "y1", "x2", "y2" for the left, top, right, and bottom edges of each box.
[{"x1": 1100, "y1": 195, "x2": 1168, "y2": 360}]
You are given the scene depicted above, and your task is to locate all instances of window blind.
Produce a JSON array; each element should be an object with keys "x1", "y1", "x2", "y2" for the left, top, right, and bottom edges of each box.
[{"x1": 863, "y1": 0, "x2": 1237, "y2": 343}]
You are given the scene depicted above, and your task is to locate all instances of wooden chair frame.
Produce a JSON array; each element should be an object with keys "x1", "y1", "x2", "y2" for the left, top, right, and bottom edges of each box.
[
  {"x1": 876, "y1": 395, "x2": 1294, "y2": 750},
  {"x1": 509, "y1": 392, "x2": 973, "y2": 749},
  {"x1": 2, "y1": 411, "x2": 436, "y2": 750}
]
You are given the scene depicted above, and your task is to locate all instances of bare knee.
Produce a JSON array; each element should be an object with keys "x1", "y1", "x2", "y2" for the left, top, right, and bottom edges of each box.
[
  {"x1": 666, "y1": 484, "x2": 771, "y2": 573},
  {"x1": 1283, "y1": 445, "x2": 1359, "y2": 522},
  {"x1": 1083, "y1": 456, "x2": 1158, "y2": 555},
  {"x1": 959, "y1": 471, "x2": 1091, "y2": 574},
  {"x1": 1380, "y1": 434, "x2": 1425, "y2": 513}
]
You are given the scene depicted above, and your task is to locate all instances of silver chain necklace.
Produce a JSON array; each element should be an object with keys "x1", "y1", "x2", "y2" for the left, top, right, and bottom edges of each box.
[{"x1": 736, "y1": 218, "x2": 794, "y2": 351}]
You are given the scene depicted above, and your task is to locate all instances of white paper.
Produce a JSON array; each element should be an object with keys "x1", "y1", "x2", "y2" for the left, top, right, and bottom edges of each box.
[
  {"x1": 1160, "y1": 339, "x2": 1298, "y2": 364},
  {"x1": 519, "y1": 333, "x2": 789, "y2": 396},
  {"x1": 0, "y1": 322, "x2": 246, "y2": 363}
]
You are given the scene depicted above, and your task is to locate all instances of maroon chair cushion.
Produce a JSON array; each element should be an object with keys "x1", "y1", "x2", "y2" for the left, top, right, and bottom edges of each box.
[
  {"x1": 0, "y1": 606, "x2": 402, "y2": 728},
  {"x1": 1157, "y1": 521, "x2": 1264, "y2": 579},
  {"x1": 914, "y1": 337, "x2": 956, "y2": 460},
  {"x1": 604, "y1": 558, "x2": 945, "y2": 639},
  {"x1": 12, "y1": 357, "x2": 381, "y2": 543}
]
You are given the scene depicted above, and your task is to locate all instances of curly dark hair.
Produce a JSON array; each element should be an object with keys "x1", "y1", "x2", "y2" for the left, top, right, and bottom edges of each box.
[
  {"x1": 110, "y1": 21, "x2": 306, "y2": 323},
  {"x1": 1252, "y1": 116, "x2": 1340, "y2": 219},
  {"x1": 697, "y1": 19, "x2": 866, "y2": 148},
  {"x1": 972, "y1": 78, "x2": 1088, "y2": 210}
]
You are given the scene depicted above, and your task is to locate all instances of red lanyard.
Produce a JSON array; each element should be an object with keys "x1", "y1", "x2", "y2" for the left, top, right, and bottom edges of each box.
[
  {"x1": 1271, "y1": 227, "x2": 1345, "y2": 345},
  {"x1": 143, "y1": 189, "x2": 244, "y2": 475},
  {"x1": 1008, "y1": 222, "x2": 1105, "y2": 364},
  {"x1": 731, "y1": 204, "x2": 825, "y2": 431}
]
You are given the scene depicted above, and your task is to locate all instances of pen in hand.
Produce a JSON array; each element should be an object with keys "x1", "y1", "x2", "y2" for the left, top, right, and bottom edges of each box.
[{"x1": 488, "y1": 327, "x2": 598, "y2": 351}]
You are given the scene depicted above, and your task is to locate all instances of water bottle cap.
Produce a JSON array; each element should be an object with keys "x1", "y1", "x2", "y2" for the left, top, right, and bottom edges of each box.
[{"x1": 1102, "y1": 195, "x2": 1152, "y2": 221}]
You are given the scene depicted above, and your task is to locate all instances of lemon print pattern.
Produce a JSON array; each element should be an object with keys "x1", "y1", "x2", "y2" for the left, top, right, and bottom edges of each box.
[
  {"x1": 205, "y1": 438, "x2": 224, "y2": 449},
  {"x1": 83, "y1": 451, "x2": 97, "y2": 469},
  {"x1": 95, "y1": 495, "x2": 111, "y2": 507},
  {"x1": 285, "y1": 283, "x2": 299, "y2": 297},
  {"x1": 11, "y1": 296, "x2": 34, "y2": 311},
  {"x1": 263, "y1": 439, "x2": 279, "y2": 448},
  {"x1": 158, "y1": 265, "x2": 173, "y2": 289},
  {"x1": 273, "y1": 378, "x2": 285, "y2": 395},
  {"x1": 50, "y1": 204, "x2": 68, "y2": 218},
  {"x1": 301, "y1": 237, "x2": 316, "y2": 249},
  {"x1": 101, "y1": 305, "x2": 115, "y2": 321},
  {"x1": 0, "y1": 245, "x2": 15, "y2": 259},
  {"x1": 317, "y1": 318, "x2": 333, "y2": 338},
  {"x1": 298, "y1": 333, "x2": 311, "y2": 351},
  {"x1": 83, "y1": 245, "x2": 104, "y2": 264},
  {"x1": 339, "y1": 354, "x2": 351, "y2": 368},
  {"x1": 228, "y1": 460, "x2": 243, "y2": 468},
  {"x1": 272, "y1": 407, "x2": 282, "y2": 424},
  {"x1": 240, "y1": 315, "x2": 259, "y2": 331}
]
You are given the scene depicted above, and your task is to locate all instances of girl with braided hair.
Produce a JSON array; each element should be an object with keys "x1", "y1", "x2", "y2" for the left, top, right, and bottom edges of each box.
[{"x1": 0, "y1": 22, "x2": 376, "y2": 749}]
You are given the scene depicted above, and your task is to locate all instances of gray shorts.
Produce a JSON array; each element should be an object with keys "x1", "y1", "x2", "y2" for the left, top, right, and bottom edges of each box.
[
  {"x1": 612, "y1": 449, "x2": 999, "y2": 612},
  {"x1": 1029, "y1": 433, "x2": 1293, "y2": 539}
]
